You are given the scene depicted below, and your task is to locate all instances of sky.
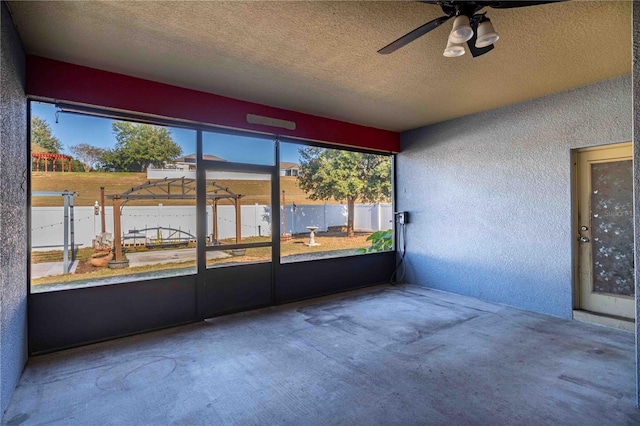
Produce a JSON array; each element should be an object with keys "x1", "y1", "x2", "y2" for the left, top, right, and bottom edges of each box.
[{"x1": 31, "y1": 102, "x2": 301, "y2": 164}]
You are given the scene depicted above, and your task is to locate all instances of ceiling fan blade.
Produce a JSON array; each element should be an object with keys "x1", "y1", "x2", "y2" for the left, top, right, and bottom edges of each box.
[
  {"x1": 488, "y1": 1, "x2": 566, "y2": 9},
  {"x1": 378, "y1": 15, "x2": 453, "y2": 55}
]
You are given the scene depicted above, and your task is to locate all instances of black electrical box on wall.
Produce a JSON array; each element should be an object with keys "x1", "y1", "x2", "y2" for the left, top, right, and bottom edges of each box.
[{"x1": 396, "y1": 212, "x2": 408, "y2": 224}]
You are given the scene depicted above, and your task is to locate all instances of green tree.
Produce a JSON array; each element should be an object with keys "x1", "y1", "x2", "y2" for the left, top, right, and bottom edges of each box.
[
  {"x1": 297, "y1": 147, "x2": 392, "y2": 237},
  {"x1": 70, "y1": 159, "x2": 86, "y2": 172},
  {"x1": 69, "y1": 143, "x2": 105, "y2": 172},
  {"x1": 102, "y1": 121, "x2": 182, "y2": 172},
  {"x1": 31, "y1": 116, "x2": 62, "y2": 153}
]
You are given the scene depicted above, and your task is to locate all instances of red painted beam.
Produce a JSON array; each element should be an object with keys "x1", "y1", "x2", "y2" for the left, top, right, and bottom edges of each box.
[{"x1": 26, "y1": 56, "x2": 399, "y2": 153}]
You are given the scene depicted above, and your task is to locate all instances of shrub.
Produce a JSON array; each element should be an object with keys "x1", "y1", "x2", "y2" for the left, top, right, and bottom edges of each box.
[{"x1": 356, "y1": 229, "x2": 393, "y2": 254}]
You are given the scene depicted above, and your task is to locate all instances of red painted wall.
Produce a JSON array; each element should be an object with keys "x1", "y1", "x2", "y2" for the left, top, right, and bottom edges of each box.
[{"x1": 26, "y1": 56, "x2": 399, "y2": 152}]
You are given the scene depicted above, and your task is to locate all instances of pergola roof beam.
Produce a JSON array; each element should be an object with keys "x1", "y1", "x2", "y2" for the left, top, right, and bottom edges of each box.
[{"x1": 108, "y1": 177, "x2": 242, "y2": 200}]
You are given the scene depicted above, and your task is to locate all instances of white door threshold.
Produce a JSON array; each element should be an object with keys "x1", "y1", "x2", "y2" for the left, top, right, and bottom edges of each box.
[{"x1": 573, "y1": 310, "x2": 634, "y2": 332}]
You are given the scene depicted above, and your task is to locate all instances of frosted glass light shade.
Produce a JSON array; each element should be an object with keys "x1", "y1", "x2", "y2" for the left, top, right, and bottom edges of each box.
[
  {"x1": 475, "y1": 19, "x2": 499, "y2": 48},
  {"x1": 449, "y1": 15, "x2": 473, "y2": 43},
  {"x1": 443, "y1": 39, "x2": 465, "y2": 57}
]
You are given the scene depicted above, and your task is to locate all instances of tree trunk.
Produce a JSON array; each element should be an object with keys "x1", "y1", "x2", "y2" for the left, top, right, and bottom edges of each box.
[{"x1": 347, "y1": 198, "x2": 355, "y2": 238}]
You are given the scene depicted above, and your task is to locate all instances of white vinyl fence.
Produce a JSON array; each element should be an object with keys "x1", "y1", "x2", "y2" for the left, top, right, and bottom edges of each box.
[
  {"x1": 31, "y1": 203, "x2": 393, "y2": 250},
  {"x1": 280, "y1": 203, "x2": 393, "y2": 235}
]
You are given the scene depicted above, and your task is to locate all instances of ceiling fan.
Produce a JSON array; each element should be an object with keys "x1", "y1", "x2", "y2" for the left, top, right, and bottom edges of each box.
[{"x1": 378, "y1": 1, "x2": 565, "y2": 58}]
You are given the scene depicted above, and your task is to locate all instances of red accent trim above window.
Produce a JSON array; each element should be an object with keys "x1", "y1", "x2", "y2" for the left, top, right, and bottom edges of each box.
[{"x1": 26, "y1": 56, "x2": 399, "y2": 153}]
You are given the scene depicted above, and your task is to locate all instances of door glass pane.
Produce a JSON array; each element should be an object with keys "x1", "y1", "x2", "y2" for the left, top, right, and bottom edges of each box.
[
  {"x1": 590, "y1": 160, "x2": 634, "y2": 296},
  {"x1": 206, "y1": 171, "x2": 271, "y2": 268}
]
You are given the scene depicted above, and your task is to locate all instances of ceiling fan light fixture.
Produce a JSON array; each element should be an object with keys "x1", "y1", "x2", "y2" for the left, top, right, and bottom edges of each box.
[
  {"x1": 475, "y1": 18, "x2": 499, "y2": 48},
  {"x1": 443, "y1": 39, "x2": 465, "y2": 57},
  {"x1": 449, "y1": 15, "x2": 473, "y2": 44}
]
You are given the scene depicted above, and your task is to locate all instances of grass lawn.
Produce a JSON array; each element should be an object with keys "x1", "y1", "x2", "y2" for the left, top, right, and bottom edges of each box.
[
  {"x1": 31, "y1": 231, "x2": 376, "y2": 287},
  {"x1": 31, "y1": 172, "x2": 329, "y2": 207}
]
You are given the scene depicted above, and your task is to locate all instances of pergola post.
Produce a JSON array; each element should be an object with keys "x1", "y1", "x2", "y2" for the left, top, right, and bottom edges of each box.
[
  {"x1": 113, "y1": 195, "x2": 123, "y2": 261},
  {"x1": 235, "y1": 196, "x2": 241, "y2": 244},
  {"x1": 63, "y1": 193, "x2": 69, "y2": 273},
  {"x1": 212, "y1": 199, "x2": 218, "y2": 243}
]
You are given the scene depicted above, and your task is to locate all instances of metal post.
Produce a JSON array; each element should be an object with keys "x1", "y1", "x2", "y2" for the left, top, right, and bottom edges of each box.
[
  {"x1": 63, "y1": 193, "x2": 69, "y2": 273},
  {"x1": 113, "y1": 195, "x2": 123, "y2": 261},
  {"x1": 70, "y1": 192, "x2": 76, "y2": 264},
  {"x1": 100, "y1": 186, "x2": 106, "y2": 234},
  {"x1": 195, "y1": 130, "x2": 206, "y2": 319},
  {"x1": 271, "y1": 138, "x2": 281, "y2": 304}
]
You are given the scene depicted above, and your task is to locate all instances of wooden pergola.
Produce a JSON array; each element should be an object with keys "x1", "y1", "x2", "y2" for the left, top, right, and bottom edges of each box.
[
  {"x1": 32, "y1": 152, "x2": 73, "y2": 172},
  {"x1": 107, "y1": 177, "x2": 243, "y2": 263}
]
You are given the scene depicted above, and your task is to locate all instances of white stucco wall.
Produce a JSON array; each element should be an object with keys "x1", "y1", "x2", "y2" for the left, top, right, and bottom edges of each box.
[
  {"x1": 397, "y1": 76, "x2": 632, "y2": 319},
  {"x1": 0, "y1": 2, "x2": 27, "y2": 419}
]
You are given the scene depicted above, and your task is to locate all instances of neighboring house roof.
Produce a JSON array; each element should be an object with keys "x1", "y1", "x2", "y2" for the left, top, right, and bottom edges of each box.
[
  {"x1": 172, "y1": 154, "x2": 227, "y2": 163},
  {"x1": 280, "y1": 162, "x2": 300, "y2": 170}
]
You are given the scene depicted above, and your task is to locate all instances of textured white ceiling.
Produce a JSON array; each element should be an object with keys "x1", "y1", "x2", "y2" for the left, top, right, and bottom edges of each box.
[{"x1": 7, "y1": 1, "x2": 631, "y2": 132}]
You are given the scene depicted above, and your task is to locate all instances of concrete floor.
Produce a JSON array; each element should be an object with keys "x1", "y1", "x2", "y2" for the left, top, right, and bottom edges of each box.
[
  {"x1": 30, "y1": 260, "x2": 78, "y2": 279},
  {"x1": 3, "y1": 284, "x2": 639, "y2": 425},
  {"x1": 126, "y1": 248, "x2": 229, "y2": 267}
]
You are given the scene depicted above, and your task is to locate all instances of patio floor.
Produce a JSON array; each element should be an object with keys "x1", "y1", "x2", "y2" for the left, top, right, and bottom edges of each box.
[{"x1": 3, "y1": 284, "x2": 638, "y2": 425}]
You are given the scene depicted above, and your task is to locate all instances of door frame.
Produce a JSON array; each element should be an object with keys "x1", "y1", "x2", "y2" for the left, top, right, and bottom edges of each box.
[
  {"x1": 571, "y1": 141, "x2": 634, "y2": 318},
  {"x1": 195, "y1": 130, "x2": 278, "y2": 319}
]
